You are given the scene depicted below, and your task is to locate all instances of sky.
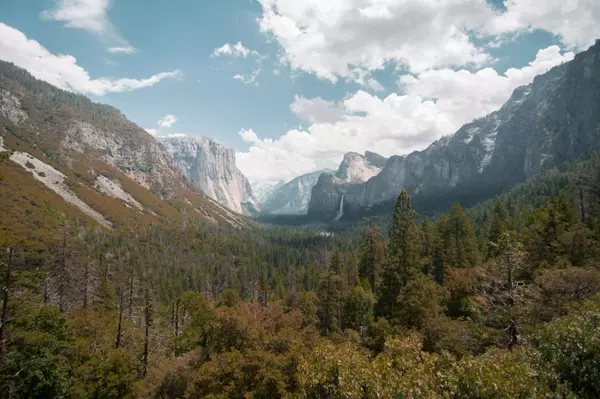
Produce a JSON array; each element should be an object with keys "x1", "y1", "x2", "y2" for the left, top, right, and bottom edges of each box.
[{"x1": 0, "y1": 0, "x2": 599, "y2": 185}]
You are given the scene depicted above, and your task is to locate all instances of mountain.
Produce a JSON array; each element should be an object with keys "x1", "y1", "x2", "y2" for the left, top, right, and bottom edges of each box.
[
  {"x1": 335, "y1": 151, "x2": 387, "y2": 183},
  {"x1": 160, "y1": 136, "x2": 259, "y2": 215},
  {"x1": 261, "y1": 169, "x2": 334, "y2": 214},
  {"x1": 0, "y1": 61, "x2": 250, "y2": 237},
  {"x1": 308, "y1": 40, "x2": 600, "y2": 221},
  {"x1": 252, "y1": 180, "x2": 285, "y2": 204}
]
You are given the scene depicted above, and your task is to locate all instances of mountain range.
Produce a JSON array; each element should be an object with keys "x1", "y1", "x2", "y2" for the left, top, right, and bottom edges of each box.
[
  {"x1": 307, "y1": 39, "x2": 600, "y2": 220},
  {"x1": 2, "y1": 39, "x2": 600, "y2": 230}
]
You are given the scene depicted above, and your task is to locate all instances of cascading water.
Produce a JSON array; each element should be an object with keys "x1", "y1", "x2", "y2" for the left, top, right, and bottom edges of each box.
[{"x1": 333, "y1": 194, "x2": 345, "y2": 221}]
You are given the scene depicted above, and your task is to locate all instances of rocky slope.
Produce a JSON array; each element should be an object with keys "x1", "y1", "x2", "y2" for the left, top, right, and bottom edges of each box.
[
  {"x1": 261, "y1": 169, "x2": 333, "y2": 214},
  {"x1": 308, "y1": 40, "x2": 600, "y2": 220},
  {"x1": 0, "y1": 60, "x2": 250, "y2": 235},
  {"x1": 160, "y1": 137, "x2": 259, "y2": 215}
]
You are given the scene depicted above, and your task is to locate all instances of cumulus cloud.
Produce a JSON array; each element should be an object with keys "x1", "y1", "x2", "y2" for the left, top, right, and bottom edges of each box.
[
  {"x1": 236, "y1": 45, "x2": 574, "y2": 183},
  {"x1": 41, "y1": 0, "x2": 136, "y2": 52},
  {"x1": 255, "y1": 0, "x2": 598, "y2": 84},
  {"x1": 158, "y1": 114, "x2": 177, "y2": 128},
  {"x1": 0, "y1": 24, "x2": 179, "y2": 96},
  {"x1": 289, "y1": 96, "x2": 345, "y2": 124},
  {"x1": 399, "y1": 45, "x2": 574, "y2": 127},
  {"x1": 211, "y1": 42, "x2": 261, "y2": 58},
  {"x1": 487, "y1": 0, "x2": 600, "y2": 50},
  {"x1": 257, "y1": 0, "x2": 496, "y2": 81},
  {"x1": 145, "y1": 128, "x2": 158, "y2": 137}
]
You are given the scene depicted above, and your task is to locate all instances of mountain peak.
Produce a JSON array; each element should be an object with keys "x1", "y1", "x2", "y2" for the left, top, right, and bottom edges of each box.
[
  {"x1": 335, "y1": 151, "x2": 386, "y2": 184},
  {"x1": 160, "y1": 136, "x2": 258, "y2": 214}
]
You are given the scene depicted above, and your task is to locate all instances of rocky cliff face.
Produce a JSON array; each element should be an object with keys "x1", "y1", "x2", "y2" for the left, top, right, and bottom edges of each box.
[
  {"x1": 261, "y1": 169, "x2": 333, "y2": 214},
  {"x1": 0, "y1": 60, "x2": 250, "y2": 230},
  {"x1": 335, "y1": 151, "x2": 387, "y2": 184},
  {"x1": 160, "y1": 137, "x2": 259, "y2": 215},
  {"x1": 308, "y1": 40, "x2": 600, "y2": 221}
]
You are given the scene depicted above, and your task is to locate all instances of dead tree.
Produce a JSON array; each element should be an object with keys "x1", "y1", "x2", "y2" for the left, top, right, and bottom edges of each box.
[
  {"x1": 142, "y1": 286, "x2": 153, "y2": 378},
  {"x1": 0, "y1": 247, "x2": 14, "y2": 365},
  {"x1": 115, "y1": 284, "x2": 124, "y2": 349}
]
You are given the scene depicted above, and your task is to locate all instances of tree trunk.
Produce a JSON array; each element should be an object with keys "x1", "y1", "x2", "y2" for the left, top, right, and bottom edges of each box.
[
  {"x1": 83, "y1": 259, "x2": 89, "y2": 309},
  {"x1": 127, "y1": 272, "x2": 134, "y2": 321},
  {"x1": 58, "y1": 224, "x2": 68, "y2": 312},
  {"x1": 115, "y1": 285, "x2": 124, "y2": 349},
  {"x1": 175, "y1": 299, "x2": 180, "y2": 337},
  {"x1": 580, "y1": 187, "x2": 586, "y2": 223},
  {"x1": 143, "y1": 287, "x2": 151, "y2": 378},
  {"x1": 0, "y1": 247, "x2": 14, "y2": 365}
]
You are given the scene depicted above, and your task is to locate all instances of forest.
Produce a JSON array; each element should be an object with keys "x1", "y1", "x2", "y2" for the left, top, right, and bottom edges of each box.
[{"x1": 1, "y1": 153, "x2": 600, "y2": 398}]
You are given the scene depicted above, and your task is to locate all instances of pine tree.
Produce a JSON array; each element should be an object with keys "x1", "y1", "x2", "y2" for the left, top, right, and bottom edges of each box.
[
  {"x1": 437, "y1": 203, "x2": 479, "y2": 268},
  {"x1": 358, "y1": 219, "x2": 381, "y2": 292},
  {"x1": 317, "y1": 250, "x2": 345, "y2": 335},
  {"x1": 376, "y1": 190, "x2": 421, "y2": 320},
  {"x1": 420, "y1": 217, "x2": 433, "y2": 276},
  {"x1": 488, "y1": 199, "x2": 509, "y2": 258}
]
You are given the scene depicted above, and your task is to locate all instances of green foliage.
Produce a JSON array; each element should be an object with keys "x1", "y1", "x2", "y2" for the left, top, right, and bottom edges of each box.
[
  {"x1": 534, "y1": 297, "x2": 600, "y2": 398},
  {"x1": 2, "y1": 305, "x2": 72, "y2": 398},
  {"x1": 72, "y1": 348, "x2": 138, "y2": 399},
  {"x1": 175, "y1": 291, "x2": 216, "y2": 355},
  {"x1": 358, "y1": 220, "x2": 382, "y2": 292},
  {"x1": 317, "y1": 249, "x2": 346, "y2": 334},
  {"x1": 436, "y1": 202, "x2": 480, "y2": 268},
  {"x1": 377, "y1": 190, "x2": 421, "y2": 320},
  {"x1": 396, "y1": 274, "x2": 448, "y2": 329},
  {"x1": 343, "y1": 283, "x2": 375, "y2": 334},
  {"x1": 447, "y1": 346, "x2": 571, "y2": 398}
]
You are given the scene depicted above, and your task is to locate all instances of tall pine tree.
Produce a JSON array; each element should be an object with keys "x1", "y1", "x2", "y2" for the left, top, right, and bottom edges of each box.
[{"x1": 376, "y1": 190, "x2": 421, "y2": 320}]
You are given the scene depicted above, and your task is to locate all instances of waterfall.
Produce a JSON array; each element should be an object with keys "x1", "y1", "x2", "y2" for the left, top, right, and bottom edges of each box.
[{"x1": 333, "y1": 194, "x2": 345, "y2": 221}]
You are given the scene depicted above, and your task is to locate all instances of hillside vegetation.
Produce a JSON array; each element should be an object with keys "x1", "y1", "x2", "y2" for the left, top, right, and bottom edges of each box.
[{"x1": 2, "y1": 149, "x2": 600, "y2": 398}]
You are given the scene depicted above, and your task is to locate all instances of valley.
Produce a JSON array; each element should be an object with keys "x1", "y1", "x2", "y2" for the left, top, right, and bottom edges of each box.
[{"x1": 1, "y1": 3, "x2": 600, "y2": 398}]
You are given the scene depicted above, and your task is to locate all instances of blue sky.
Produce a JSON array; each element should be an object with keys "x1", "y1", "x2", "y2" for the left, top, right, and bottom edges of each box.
[{"x1": 0, "y1": 0, "x2": 598, "y2": 184}]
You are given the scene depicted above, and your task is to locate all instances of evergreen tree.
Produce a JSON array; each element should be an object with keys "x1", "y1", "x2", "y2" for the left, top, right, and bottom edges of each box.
[
  {"x1": 343, "y1": 281, "x2": 375, "y2": 336},
  {"x1": 317, "y1": 250, "x2": 345, "y2": 335},
  {"x1": 436, "y1": 203, "x2": 479, "y2": 268},
  {"x1": 358, "y1": 219, "x2": 381, "y2": 292},
  {"x1": 420, "y1": 217, "x2": 433, "y2": 276},
  {"x1": 488, "y1": 199, "x2": 509, "y2": 258},
  {"x1": 377, "y1": 190, "x2": 421, "y2": 320}
]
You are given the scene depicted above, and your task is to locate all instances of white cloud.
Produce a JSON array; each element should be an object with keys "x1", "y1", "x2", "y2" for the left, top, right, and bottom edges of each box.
[
  {"x1": 399, "y1": 45, "x2": 574, "y2": 128},
  {"x1": 107, "y1": 46, "x2": 136, "y2": 54},
  {"x1": 158, "y1": 114, "x2": 177, "y2": 128},
  {"x1": 41, "y1": 0, "x2": 111, "y2": 34},
  {"x1": 0, "y1": 24, "x2": 179, "y2": 96},
  {"x1": 272, "y1": 69, "x2": 281, "y2": 76},
  {"x1": 256, "y1": 0, "x2": 598, "y2": 84},
  {"x1": 41, "y1": 0, "x2": 136, "y2": 51},
  {"x1": 487, "y1": 0, "x2": 600, "y2": 50},
  {"x1": 166, "y1": 133, "x2": 187, "y2": 138},
  {"x1": 211, "y1": 42, "x2": 261, "y2": 58},
  {"x1": 145, "y1": 128, "x2": 158, "y2": 136},
  {"x1": 232, "y1": 69, "x2": 261, "y2": 85},
  {"x1": 257, "y1": 0, "x2": 496, "y2": 81},
  {"x1": 236, "y1": 45, "x2": 574, "y2": 183},
  {"x1": 289, "y1": 96, "x2": 345, "y2": 124}
]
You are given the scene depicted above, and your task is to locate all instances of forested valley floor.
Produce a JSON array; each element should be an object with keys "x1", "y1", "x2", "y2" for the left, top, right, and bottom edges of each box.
[{"x1": 1, "y1": 153, "x2": 600, "y2": 398}]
